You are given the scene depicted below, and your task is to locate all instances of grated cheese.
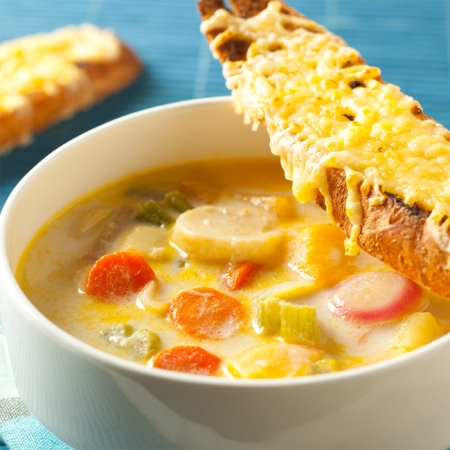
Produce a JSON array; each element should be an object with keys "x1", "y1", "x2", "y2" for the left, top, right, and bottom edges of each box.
[
  {"x1": 201, "y1": 1, "x2": 450, "y2": 253},
  {"x1": 0, "y1": 24, "x2": 120, "y2": 113}
]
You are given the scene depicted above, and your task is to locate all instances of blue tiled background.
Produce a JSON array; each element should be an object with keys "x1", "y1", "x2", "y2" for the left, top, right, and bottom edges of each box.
[{"x1": 0, "y1": 0, "x2": 449, "y2": 209}]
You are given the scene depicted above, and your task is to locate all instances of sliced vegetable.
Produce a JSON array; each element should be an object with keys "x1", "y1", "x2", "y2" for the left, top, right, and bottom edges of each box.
[
  {"x1": 117, "y1": 225, "x2": 169, "y2": 259},
  {"x1": 136, "y1": 200, "x2": 174, "y2": 227},
  {"x1": 255, "y1": 297, "x2": 282, "y2": 335},
  {"x1": 258, "y1": 279, "x2": 319, "y2": 301},
  {"x1": 329, "y1": 271, "x2": 424, "y2": 323},
  {"x1": 225, "y1": 343, "x2": 323, "y2": 378},
  {"x1": 224, "y1": 262, "x2": 259, "y2": 291},
  {"x1": 153, "y1": 346, "x2": 221, "y2": 376},
  {"x1": 162, "y1": 190, "x2": 193, "y2": 213},
  {"x1": 391, "y1": 312, "x2": 443, "y2": 352},
  {"x1": 255, "y1": 297, "x2": 320, "y2": 345},
  {"x1": 100, "y1": 323, "x2": 133, "y2": 347},
  {"x1": 280, "y1": 303, "x2": 319, "y2": 345},
  {"x1": 171, "y1": 205, "x2": 284, "y2": 263},
  {"x1": 99, "y1": 323, "x2": 161, "y2": 361},
  {"x1": 136, "y1": 280, "x2": 170, "y2": 314},
  {"x1": 127, "y1": 329, "x2": 161, "y2": 360},
  {"x1": 167, "y1": 287, "x2": 246, "y2": 339},
  {"x1": 85, "y1": 251, "x2": 156, "y2": 301},
  {"x1": 287, "y1": 224, "x2": 354, "y2": 286}
]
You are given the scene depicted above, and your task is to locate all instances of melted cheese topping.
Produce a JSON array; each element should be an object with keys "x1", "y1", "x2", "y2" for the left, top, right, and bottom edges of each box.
[
  {"x1": 0, "y1": 24, "x2": 120, "y2": 113},
  {"x1": 201, "y1": 1, "x2": 450, "y2": 253}
]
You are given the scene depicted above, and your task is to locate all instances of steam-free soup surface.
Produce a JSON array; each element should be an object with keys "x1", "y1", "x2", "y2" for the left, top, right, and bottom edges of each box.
[{"x1": 17, "y1": 157, "x2": 450, "y2": 378}]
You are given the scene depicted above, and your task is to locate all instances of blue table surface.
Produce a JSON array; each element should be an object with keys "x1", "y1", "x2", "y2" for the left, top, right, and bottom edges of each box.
[
  {"x1": 1, "y1": 0, "x2": 449, "y2": 211},
  {"x1": 0, "y1": 1, "x2": 449, "y2": 449}
]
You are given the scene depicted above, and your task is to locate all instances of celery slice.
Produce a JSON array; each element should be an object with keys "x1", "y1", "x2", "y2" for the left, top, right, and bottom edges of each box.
[
  {"x1": 100, "y1": 323, "x2": 133, "y2": 348},
  {"x1": 137, "y1": 200, "x2": 174, "y2": 227},
  {"x1": 100, "y1": 323, "x2": 161, "y2": 361},
  {"x1": 126, "y1": 329, "x2": 161, "y2": 361},
  {"x1": 280, "y1": 303, "x2": 319, "y2": 345},
  {"x1": 255, "y1": 297, "x2": 282, "y2": 335},
  {"x1": 162, "y1": 190, "x2": 193, "y2": 213}
]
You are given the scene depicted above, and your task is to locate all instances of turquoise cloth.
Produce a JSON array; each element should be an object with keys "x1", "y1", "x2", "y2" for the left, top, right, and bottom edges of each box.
[
  {"x1": 0, "y1": 418, "x2": 71, "y2": 450},
  {"x1": 0, "y1": 0, "x2": 449, "y2": 448}
]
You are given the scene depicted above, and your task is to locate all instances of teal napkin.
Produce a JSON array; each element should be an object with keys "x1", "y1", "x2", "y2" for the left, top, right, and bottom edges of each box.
[{"x1": 0, "y1": 337, "x2": 71, "y2": 450}]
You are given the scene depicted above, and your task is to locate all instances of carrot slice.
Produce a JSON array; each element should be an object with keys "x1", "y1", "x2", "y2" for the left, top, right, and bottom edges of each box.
[
  {"x1": 153, "y1": 346, "x2": 221, "y2": 376},
  {"x1": 167, "y1": 287, "x2": 246, "y2": 339},
  {"x1": 224, "y1": 262, "x2": 259, "y2": 291},
  {"x1": 85, "y1": 251, "x2": 156, "y2": 301}
]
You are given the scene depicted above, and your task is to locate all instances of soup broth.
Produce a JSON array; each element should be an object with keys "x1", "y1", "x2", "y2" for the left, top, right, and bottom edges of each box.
[{"x1": 16, "y1": 157, "x2": 450, "y2": 378}]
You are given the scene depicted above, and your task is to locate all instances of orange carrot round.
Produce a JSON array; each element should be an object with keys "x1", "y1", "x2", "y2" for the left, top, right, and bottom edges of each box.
[
  {"x1": 224, "y1": 262, "x2": 259, "y2": 291},
  {"x1": 167, "y1": 287, "x2": 246, "y2": 339},
  {"x1": 153, "y1": 346, "x2": 221, "y2": 375},
  {"x1": 85, "y1": 251, "x2": 156, "y2": 301}
]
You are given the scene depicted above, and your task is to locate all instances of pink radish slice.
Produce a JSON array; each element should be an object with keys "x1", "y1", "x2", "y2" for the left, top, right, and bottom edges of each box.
[{"x1": 329, "y1": 271, "x2": 424, "y2": 323}]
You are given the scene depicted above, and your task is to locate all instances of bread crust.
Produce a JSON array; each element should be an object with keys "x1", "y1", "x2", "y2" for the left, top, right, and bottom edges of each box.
[
  {"x1": 0, "y1": 29, "x2": 142, "y2": 154},
  {"x1": 198, "y1": 0, "x2": 450, "y2": 299}
]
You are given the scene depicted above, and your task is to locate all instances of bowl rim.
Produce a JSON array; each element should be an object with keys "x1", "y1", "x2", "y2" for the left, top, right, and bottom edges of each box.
[{"x1": 2, "y1": 95, "x2": 450, "y2": 388}]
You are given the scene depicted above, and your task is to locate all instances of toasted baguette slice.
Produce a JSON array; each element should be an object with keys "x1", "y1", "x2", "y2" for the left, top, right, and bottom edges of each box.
[
  {"x1": 198, "y1": 0, "x2": 450, "y2": 299},
  {"x1": 0, "y1": 24, "x2": 143, "y2": 154}
]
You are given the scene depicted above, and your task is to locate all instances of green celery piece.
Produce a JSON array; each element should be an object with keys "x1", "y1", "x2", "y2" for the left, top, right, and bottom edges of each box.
[
  {"x1": 137, "y1": 199, "x2": 174, "y2": 227},
  {"x1": 280, "y1": 303, "x2": 319, "y2": 345},
  {"x1": 126, "y1": 329, "x2": 161, "y2": 361},
  {"x1": 162, "y1": 190, "x2": 193, "y2": 213},
  {"x1": 100, "y1": 323, "x2": 133, "y2": 348},
  {"x1": 256, "y1": 297, "x2": 282, "y2": 335}
]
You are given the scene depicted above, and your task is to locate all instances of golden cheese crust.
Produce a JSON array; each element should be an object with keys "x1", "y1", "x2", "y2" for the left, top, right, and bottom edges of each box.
[
  {"x1": 197, "y1": 0, "x2": 450, "y2": 299},
  {"x1": 0, "y1": 25, "x2": 143, "y2": 154}
]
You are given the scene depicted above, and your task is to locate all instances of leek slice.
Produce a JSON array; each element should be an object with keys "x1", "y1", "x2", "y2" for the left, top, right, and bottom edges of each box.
[
  {"x1": 162, "y1": 190, "x2": 193, "y2": 213},
  {"x1": 137, "y1": 200, "x2": 174, "y2": 227}
]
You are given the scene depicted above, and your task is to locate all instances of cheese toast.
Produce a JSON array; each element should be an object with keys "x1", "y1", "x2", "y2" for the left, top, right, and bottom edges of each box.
[
  {"x1": 198, "y1": 0, "x2": 450, "y2": 299},
  {"x1": 0, "y1": 24, "x2": 143, "y2": 154}
]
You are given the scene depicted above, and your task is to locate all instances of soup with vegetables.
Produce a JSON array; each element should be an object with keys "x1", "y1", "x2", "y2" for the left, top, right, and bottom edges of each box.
[{"x1": 17, "y1": 157, "x2": 450, "y2": 378}]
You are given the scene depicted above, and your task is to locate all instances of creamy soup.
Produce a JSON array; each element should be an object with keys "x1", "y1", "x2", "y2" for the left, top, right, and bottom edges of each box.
[{"x1": 16, "y1": 157, "x2": 450, "y2": 378}]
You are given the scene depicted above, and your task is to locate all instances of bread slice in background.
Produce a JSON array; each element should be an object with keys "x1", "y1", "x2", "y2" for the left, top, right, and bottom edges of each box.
[
  {"x1": 197, "y1": 0, "x2": 450, "y2": 300},
  {"x1": 0, "y1": 24, "x2": 143, "y2": 154}
]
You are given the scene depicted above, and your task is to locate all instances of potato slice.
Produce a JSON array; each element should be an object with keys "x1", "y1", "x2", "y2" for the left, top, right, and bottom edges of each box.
[
  {"x1": 117, "y1": 225, "x2": 169, "y2": 259},
  {"x1": 171, "y1": 205, "x2": 284, "y2": 263}
]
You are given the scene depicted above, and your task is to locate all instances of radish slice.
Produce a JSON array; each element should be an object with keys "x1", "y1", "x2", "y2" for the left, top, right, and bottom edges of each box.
[{"x1": 329, "y1": 272, "x2": 424, "y2": 323}]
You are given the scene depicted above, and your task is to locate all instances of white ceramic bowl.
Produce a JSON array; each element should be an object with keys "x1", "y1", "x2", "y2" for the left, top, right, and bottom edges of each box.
[{"x1": 1, "y1": 97, "x2": 450, "y2": 450}]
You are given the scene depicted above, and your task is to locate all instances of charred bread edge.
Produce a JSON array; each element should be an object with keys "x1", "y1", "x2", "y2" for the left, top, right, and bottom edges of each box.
[
  {"x1": 0, "y1": 37, "x2": 143, "y2": 154},
  {"x1": 197, "y1": 0, "x2": 450, "y2": 299}
]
